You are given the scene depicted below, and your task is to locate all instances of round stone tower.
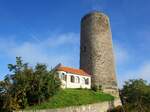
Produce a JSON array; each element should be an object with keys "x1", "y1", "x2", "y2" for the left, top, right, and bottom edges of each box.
[{"x1": 80, "y1": 12, "x2": 118, "y2": 95}]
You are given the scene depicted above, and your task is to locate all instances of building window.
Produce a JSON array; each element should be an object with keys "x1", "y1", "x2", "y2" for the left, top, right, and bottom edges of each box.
[
  {"x1": 78, "y1": 77, "x2": 80, "y2": 83},
  {"x1": 76, "y1": 76, "x2": 80, "y2": 83},
  {"x1": 85, "y1": 78, "x2": 89, "y2": 85},
  {"x1": 61, "y1": 73, "x2": 66, "y2": 81},
  {"x1": 71, "y1": 75, "x2": 75, "y2": 83}
]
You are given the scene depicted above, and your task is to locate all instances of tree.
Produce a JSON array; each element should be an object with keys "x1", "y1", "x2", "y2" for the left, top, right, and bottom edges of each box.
[
  {"x1": 0, "y1": 57, "x2": 61, "y2": 111},
  {"x1": 108, "y1": 79, "x2": 150, "y2": 112},
  {"x1": 0, "y1": 75, "x2": 20, "y2": 112},
  {"x1": 26, "y1": 64, "x2": 61, "y2": 105},
  {"x1": 121, "y1": 79, "x2": 150, "y2": 112}
]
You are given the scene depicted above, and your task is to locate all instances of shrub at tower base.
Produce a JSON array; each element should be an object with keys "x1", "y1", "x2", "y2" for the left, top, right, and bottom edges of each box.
[
  {"x1": 0, "y1": 57, "x2": 61, "y2": 112},
  {"x1": 109, "y1": 79, "x2": 150, "y2": 112}
]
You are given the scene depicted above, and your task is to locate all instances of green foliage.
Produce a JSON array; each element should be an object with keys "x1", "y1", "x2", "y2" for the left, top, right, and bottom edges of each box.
[
  {"x1": 26, "y1": 64, "x2": 61, "y2": 105},
  {"x1": 0, "y1": 57, "x2": 61, "y2": 112},
  {"x1": 0, "y1": 76, "x2": 20, "y2": 112},
  {"x1": 120, "y1": 79, "x2": 150, "y2": 112},
  {"x1": 107, "y1": 105, "x2": 124, "y2": 112},
  {"x1": 92, "y1": 84, "x2": 102, "y2": 92},
  {"x1": 26, "y1": 89, "x2": 114, "y2": 110}
]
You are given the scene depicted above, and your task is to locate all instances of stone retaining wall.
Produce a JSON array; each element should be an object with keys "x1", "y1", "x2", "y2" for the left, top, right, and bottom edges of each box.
[{"x1": 19, "y1": 99, "x2": 121, "y2": 112}]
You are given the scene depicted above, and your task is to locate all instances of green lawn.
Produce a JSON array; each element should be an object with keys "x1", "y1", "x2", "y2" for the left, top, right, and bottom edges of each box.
[{"x1": 26, "y1": 89, "x2": 114, "y2": 109}]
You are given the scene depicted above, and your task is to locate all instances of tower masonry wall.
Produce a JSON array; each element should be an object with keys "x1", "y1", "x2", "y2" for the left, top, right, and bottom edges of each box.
[{"x1": 80, "y1": 12, "x2": 118, "y2": 96}]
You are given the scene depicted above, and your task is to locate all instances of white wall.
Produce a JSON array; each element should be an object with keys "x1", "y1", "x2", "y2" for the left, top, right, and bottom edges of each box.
[{"x1": 57, "y1": 71, "x2": 91, "y2": 89}]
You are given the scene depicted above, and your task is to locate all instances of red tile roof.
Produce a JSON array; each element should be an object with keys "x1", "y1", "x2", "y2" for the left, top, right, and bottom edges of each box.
[{"x1": 57, "y1": 66, "x2": 91, "y2": 77}]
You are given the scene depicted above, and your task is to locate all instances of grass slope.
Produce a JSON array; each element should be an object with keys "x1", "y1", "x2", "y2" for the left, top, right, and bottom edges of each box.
[{"x1": 27, "y1": 89, "x2": 114, "y2": 109}]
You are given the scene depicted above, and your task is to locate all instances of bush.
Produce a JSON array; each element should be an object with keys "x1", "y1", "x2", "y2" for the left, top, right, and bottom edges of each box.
[
  {"x1": 92, "y1": 84, "x2": 98, "y2": 91},
  {"x1": 92, "y1": 84, "x2": 102, "y2": 92},
  {"x1": 107, "y1": 106, "x2": 124, "y2": 112},
  {"x1": 0, "y1": 57, "x2": 61, "y2": 111},
  {"x1": 120, "y1": 79, "x2": 150, "y2": 112}
]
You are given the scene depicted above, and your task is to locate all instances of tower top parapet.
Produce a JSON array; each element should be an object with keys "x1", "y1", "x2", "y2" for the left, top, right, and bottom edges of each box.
[{"x1": 81, "y1": 11, "x2": 109, "y2": 23}]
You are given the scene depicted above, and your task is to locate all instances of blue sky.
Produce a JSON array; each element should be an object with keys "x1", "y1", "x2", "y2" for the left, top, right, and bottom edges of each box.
[{"x1": 0, "y1": 0, "x2": 150, "y2": 87}]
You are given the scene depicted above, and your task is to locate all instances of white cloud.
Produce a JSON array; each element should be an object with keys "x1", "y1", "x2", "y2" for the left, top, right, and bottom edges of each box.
[
  {"x1": 113, "y1": 42, "x2": 150, "y2": 87},
  {"x1": 118, "y1": 62, "x2": 150, "y2": 88},
  {"x1": 113, "y1": 43, "x2": 129, "y2": 65},
  {"x1": 0, "y1": 32, "x2": 80, "y2": 69},
  {"x1": 38, "y1": 33, "x2": 79, "y2": 48}
]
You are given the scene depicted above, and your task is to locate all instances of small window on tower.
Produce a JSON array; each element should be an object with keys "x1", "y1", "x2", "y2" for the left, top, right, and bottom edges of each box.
[{"x1": 83, "y1": 46, "x2": 86, "y2": 52}]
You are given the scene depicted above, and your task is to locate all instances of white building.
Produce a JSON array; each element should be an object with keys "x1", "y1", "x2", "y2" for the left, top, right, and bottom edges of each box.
[{"x1": 56, "y1": 65, "x2": 91, "y2": 89}]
